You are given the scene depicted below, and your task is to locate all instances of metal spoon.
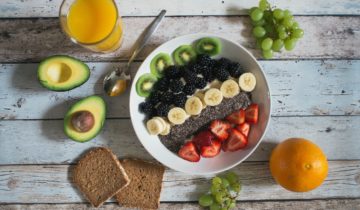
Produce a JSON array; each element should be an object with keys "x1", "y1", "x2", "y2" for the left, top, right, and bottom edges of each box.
[{"x1": 103, "y1": 10, "x2": 166, "y2": 97}]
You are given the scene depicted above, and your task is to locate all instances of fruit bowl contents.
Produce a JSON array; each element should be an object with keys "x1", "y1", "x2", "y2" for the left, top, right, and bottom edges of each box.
[{"x1": 129, "y1": 33, "x2": 271, "y2": 174}]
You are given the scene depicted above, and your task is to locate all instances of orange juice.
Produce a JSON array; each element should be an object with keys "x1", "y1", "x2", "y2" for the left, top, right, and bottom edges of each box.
[{"x1": 63, "y1": 0, "x2": 123, "y2": 52}]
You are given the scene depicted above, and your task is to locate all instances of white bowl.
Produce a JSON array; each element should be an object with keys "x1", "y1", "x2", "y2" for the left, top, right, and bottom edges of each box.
[{"x1": 130, "y1": 33, "x2": 271, "y2": 175}]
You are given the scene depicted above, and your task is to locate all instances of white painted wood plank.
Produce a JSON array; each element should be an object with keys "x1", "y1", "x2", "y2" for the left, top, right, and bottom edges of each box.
[
  {"x1": 0, "y1": 60, "x2": 358, "y2": 120},
  {"x1": 2, "y1": 199, "x2": 360, "y2": 210},
  {"x1": 0, "y1": 0, "x2": 359, "y2": 18},
  {"x1": 0, "y1": 161, "x2": 359, "y2": 203},
  {"x1": 0, "y1": 116, "x2": 358, "y2": 164},
  {"x1": 0, "y1": 16, "x2": 359, "y2": 62}
]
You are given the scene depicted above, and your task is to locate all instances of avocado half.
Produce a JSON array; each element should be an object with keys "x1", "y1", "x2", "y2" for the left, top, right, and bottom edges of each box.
[
  {"x1": 38, "y1": 55, "x2": 90, "y2": 91},
  {"x1": 64, "y1": 96, "x2": 106, "y2": 142}
]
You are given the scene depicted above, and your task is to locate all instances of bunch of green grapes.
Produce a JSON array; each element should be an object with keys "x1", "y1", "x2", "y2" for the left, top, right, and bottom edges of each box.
[
  {"x1": 198, "y1": 171, "x2": 241, "y2": 210},
  {"x1": 249, "y1": 0, "x2": 304, "y2": 59}
]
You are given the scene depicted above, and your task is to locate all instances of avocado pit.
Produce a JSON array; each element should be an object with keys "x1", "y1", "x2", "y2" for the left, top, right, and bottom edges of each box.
[{"x1": 71, "y1": 111, "x2": 95, "y2": 132}]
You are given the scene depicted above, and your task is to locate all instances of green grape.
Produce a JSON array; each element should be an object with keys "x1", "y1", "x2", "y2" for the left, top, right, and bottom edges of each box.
[
  {"x1": 282, "y1": 17, "x2": 294, "y2": 28},
  {"x1": 284, "y1": 9, "x2": 292, "y2": 18},
  {"x1": 211, "y1": 185, "x2": 220, "y2": 195},
  {"x1": 229, "y1": 200, "x2": 236, "y2": 209},
  {"x1": 272, "y1": 39, "x2": 284, "y2": 52},
  {"x1": 230, "y1": 182, "x2": 242, "y2": 193},
  {"x1": 225, "y1": 172, "x2": 238, "y2": 184},
  {"x1": 251, "y1": 19, "x2": 265, "y2": 26},
  {"x1": 215, "y1": 193, "x2": 224, "y2": 203},
  {"x1": 249, "y1": 7, "x2": 257, "y2": 15},
  {"x1": 292, "y1": 28, "x2": 304, "y2": 38},
  {"x1": 199, "y1": 194, "x2": 214, "y2": 207},
  {"x1": 262, "y1": 49, "x2": 273, "y2": 59},
  {"x1": 250, "y1": 8, "x2": 264, "y2": 21},
  {"x1": 212, "y1": 176, "x2": 222, "y2": 185},
  {"x1": 221, "y1": 177, "x2": 230, "y2": 188},
  {"x1": 284, "y1": 38, "x2": 296, "y2": 51},
  {"x1": 276, "y1": 25, "x2": 286, "y2": 32},
  {"x1": 278, "y1": 30, "x2": 288, "y2": 39},
  {"x1": 273, "y1": 9, "x2": 284, "y2": 20},
  {"x1": 252, "y1": 26, "x2": 266, "y2": 38},
  {"x1": 261, "y1": 38, "x2": 273, "y2": 50},
  {"x1": 292, "y1": 21, "x2": 299, "y2": 29},
  {"x1": 210, "y1": 203, "x2": 221, "y2": 210},
  {"x1": 259, "y1": 0, "x2": 269, "y2": 11}
]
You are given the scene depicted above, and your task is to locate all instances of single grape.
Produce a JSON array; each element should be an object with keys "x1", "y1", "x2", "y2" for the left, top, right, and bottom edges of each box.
[
  {"x1": 276, "y1": 25, "x2": 286, "y2": 32},
  {"x1": 230, "y1": 182, "x2": 242, "y2": 193},
  {"x1": 251, "y1": 8, "x2": 264, "y2": 21},
  {"x1": 199, "y1": 194, "x2": 214, "y2": 207},
  {"x1": 225, "y1": 172, "x2": 238, "y2": 184},
  {"x1": 210, "y1": 203, "x2": 221, "y2": 210},
  {"x1": 292, "y1": 28, "x2": 304, "y2": 38},
  {"x1": 262, "y1": 49, "x2": 273, "y2": 59},
  {"x1": 249, "y1": 7, "x2": 258, "y2": 15},
  {"x1": 292, "y1": 22, "x2": 299, "y2": 29},
  {"x1": 211, "y1": 185, "x2": 220, "y2": 195},
  {"x1": 261, "y1": 38, "x2": 273, "y2": 50},
  {"x1": 252, "y1": 26, "x2": 266, "y2": 38},
  {"x1": 278, "y1": 30, "x2": 288, "y2": 39},
  {"x1": 259, "y1": 0, "x2": 269, "y2": 11},
  {"x1": 212, "y1": 176, "x2": 222, "y2": 185},
  {"x1": 284, "y1": 9, "x2": 292, "y2": 18},
  {"x1": 272, "y1": 39, "x2": 284, "y2": 52},
  {"x1": 284, "y1": 38, "x2": 296, "y2": 51},
  {"x1": 282, "y1": 17, "x2": 294, "y2": 28},
  {"x1": 221, "y1": 177, "x2": 230, "y2": 188},
  {"x1": 251, "y1": 19, "x2": 265, "y2": 26},
  {"x1": 229, "y1": 200, "x2": 236, "y2": 209},
  {"x1": 215, "y1": 193, "x2": 224, "y2": 203},
  {"x1": 273, "y1": 9, "x2": 284, "y2": 20}
]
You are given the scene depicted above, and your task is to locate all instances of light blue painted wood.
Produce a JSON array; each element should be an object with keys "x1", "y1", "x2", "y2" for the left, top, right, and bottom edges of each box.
[{"x1": 0, "y1": 60, "x2": 358, "y2": 120}]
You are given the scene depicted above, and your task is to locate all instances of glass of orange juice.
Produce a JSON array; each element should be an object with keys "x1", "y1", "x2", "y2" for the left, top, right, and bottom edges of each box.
[{"x1": 59, "y1": 0, "x2": 123, "y2": 53}]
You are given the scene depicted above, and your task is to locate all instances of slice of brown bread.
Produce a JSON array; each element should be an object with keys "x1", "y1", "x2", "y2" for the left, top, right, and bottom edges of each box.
[
  {"x1": 115, "y1": 159, "x2": 165, "y2": 209},
  {"x1": 73, "y1": 147, "x2": 130, "y2": 207}
]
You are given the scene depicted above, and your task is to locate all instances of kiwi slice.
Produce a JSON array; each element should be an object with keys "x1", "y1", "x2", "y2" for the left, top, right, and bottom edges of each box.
[
  {"x1": 150, "y1": 53, "x2": 173, "y2": 77},
  {"x1": 195, "y1": 37, "x2": 222, "y2": 56},
  {"x1": 172, "y1": 45, "x2": 197, "y2": 65},
  {"x1": 136, "y1": 73, "x2": 158, "y2": 97}
]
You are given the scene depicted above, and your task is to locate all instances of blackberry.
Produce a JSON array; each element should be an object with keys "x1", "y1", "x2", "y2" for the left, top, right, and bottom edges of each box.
[
  {"x1": 169, "y1": 80, "x2": 184, "y2": 93},
  {"x1": 196, "y1": 54, "x2": 212, "y2": 66},
  {"x1": 156, "y1": 78, "x2": 169, "y2": 91},
  {"x1": 194, "y1": 77, "x2": 207, "y2": 89},
  {"x1": 161, "y1": 91, "x2": 173, "y2": 104},
  {"x1": 183, "y1": 70, "x2": 197, "y2": 84},
  {"x1": 215, "y1": 57, "x2": 232, "y2": 69},
  {"x1": 214, "y1": 68, "x2": 230, "y2": 81},
  {"x1": 228, "y1": 62, "x2": 243, "y2": 78},
  {"x1": 149, "y1": 91, "x2": 162, "y2": 105},
  {"x1": 183, "y1": 84, "x2": 196, "y2": 95},
  {"x1": 164, "y1": 65, "x2": 180, "y2": 79},
  {"x1": 203, "y1": 71, "x2": 215, "y2": 82},
  {"x1": 173, "y1": 93, "x2": 187, "y2": 107},
  {"x1": 156, "y1": 103, "x2": 171, "y2": 117},
  {"x1": 189, "y1": 63, "x2": 203, "y2": 74},
  {"x1": 138, "y1": 101, "x2": 153, "y2": 114}
]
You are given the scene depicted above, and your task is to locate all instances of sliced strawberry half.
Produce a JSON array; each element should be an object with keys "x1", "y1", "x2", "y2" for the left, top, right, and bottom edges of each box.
[
  {"x1": 192, "y1": 131, "x2": 215, "y2": 151},
  {"x1": 201, "y1": 139, "x2": 221, "y2": 158},
  {"x1": 178, "y1": 141, "x2": 200, "y2": 162},
  {"x1": 245, "y1": 104, "x2": 259, "y2": 124},
  {"x1": 236, "y1": 123, "x2": 251, "y2": 137},
  {"x1": 226, "y1": 109, "x2": 245, "y2": 125},
  {"x1": 222, "y1": 129, "x2": 248, "y2": 152},
  {"x1": 210, "y1": 120, "x2": 231, "y2": 141}
]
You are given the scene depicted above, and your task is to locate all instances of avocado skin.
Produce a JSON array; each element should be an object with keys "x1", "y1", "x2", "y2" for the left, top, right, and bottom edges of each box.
[
  {"x1": 64, "y1": 95, "x2": 106, "y2": 142},
  {"x1": 38, "y1": 55, "x2": 90, "y2": 91}
]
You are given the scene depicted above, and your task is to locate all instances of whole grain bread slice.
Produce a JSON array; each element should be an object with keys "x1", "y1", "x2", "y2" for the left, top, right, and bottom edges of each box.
[
  {"x1": 115, "y1": 159, "x2": 165, "y2": 209},
  {"x1": 73, "y1": 147, "x2": 130, "y2": 207}
]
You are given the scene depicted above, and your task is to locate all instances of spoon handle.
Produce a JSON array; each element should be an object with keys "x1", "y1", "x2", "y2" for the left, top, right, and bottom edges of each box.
[{"x1": 124, "y1": 10, "x2": 166, "y2": 74}]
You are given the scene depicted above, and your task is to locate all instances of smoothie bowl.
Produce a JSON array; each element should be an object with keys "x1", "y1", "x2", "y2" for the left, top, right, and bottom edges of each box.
[{"x1": 130, "y1": 33, "x2": 271, "y2": 175}]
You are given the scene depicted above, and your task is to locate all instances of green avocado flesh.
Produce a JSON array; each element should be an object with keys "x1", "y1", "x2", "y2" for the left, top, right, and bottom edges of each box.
[
  {"x1": 150, "y1": 53, "x2": 173, "y2": 77},
  {"x1": 38, "y1": 55, "x2": 90, "y2": 91},
  {"x1": 64, "y1": 96, "x2": 106, "y2": 142},
  {"x1": 195, "y1": 37, "x2": 222, "y2": 56},
  {"x1": 136, "y1": 73, "x2": 158, "y2": 97},
  {"x1": 173, "y1": 45, "x2": 197, "y2": 65}
]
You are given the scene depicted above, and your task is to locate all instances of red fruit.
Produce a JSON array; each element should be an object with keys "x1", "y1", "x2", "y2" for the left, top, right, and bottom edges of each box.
[
  {"x1": 245, "y1": 104, "x2": 259, "y2": 124},
  {"x1": 192, "y1": 131, "x2": 215, "y2": 150},
  {"x1": 201, "y1": 139, "x2": 221, "y2": 158},
  {"x1": 226, "y1": 109, "x2": 245, "y2": 125},
  {"x1": 223, "y1": 129, "x2": 248, "y2": 152},
  {"x1": 178, "y1": 141, "x2": 200, "y2": 162},
  {"x1": 236, "y1": 123, "x2": 251, "y2": 137},
  {"x1": 210, "y1": 120, "x2": 231, "y2": 141}
]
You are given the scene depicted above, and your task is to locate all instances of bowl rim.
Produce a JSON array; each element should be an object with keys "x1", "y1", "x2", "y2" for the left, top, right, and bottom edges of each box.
[{"x1": 129, "y1": 33, "x2": 272, "y2": 175}]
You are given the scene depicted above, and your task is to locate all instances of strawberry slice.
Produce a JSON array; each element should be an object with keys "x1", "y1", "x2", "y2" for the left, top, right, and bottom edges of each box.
[
  {"x1": 210, "y1": 120, "x2": 231, "y2": 141},
  {"x1": 245, "y1": 104, "x2": 259, "y2": 124},
  {"x1": 192, "y1": 131, "x2": 215, "y2": 151},
  {"x1": 236, "y1": 123, "x2": 251, "y2": 137},
  {"x1": 178, "y1": 141, "x2": 200, "y2": 162},
  {"x1": 201, "y1": 139, "x2": 221, "y2": 158},
  {"x1": 226, "y1": 109, "x2": 245, "y2": 125},
  {"x1": 222, "y1": 129, "x2": 248, "y2": 152}
]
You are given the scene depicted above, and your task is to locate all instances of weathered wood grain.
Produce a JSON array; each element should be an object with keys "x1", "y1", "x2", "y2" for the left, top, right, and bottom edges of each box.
[
  {"x1": 1, "y1": 0, "x2": 359, "y2": 18},
  {"x1": 0, "y1": 161, "x2": 359, "y2": 203},
  {"x1": 0, "y1": 60, "x2": 359, "y2": 120},
  {"x1": 1, "y1": 199, "x2": 360, "y2": 209},
  {"x1": 0, "y1": 16, "x2": 359, "y2": 62},
  {"x1": 0, "y1": 116, "x2": 358, "y2": 164}
]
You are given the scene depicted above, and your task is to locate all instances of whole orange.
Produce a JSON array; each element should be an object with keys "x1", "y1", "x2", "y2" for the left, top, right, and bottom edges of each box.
[{"x1": 269, "y1": 138, "x2": 328, "y2": 192}]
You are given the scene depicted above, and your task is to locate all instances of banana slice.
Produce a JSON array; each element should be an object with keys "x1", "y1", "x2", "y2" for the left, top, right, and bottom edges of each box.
[
  {"x1": 194, "y1": 91, "x2": 207, "y2": 109},
  {"x1": 185, "y1": 96, "x2": 203, "y2": 115},
  {"x1": 153, "y1": 117, "x2": 167, "y2": 129},
  {"x1": 146, "y1": 118, "x2": 165, "y2": 135},
  {"x1": 220, "y1": 79, "x2": 240, "y2": 98},
  {"x1": 239, "y1": 72, "x2": 256, "y2": 92},
  {"x1": 204, "y1": 88, "x2": 223, "y2": 106},
  {"x1": 160, "y1": 121, "x2": 171, "y2": 135},
  {"x1": 167, "y1": 107, "x2": 187, "y2": 125},
  {"x1": 210, "y1": 79, "x2": 222, "y2": 89}
]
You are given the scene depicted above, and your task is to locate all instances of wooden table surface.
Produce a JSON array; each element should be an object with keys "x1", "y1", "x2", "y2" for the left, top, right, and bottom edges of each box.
[{"x1": 0, "y1": 0, "x2": 359, "y2": 209}]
